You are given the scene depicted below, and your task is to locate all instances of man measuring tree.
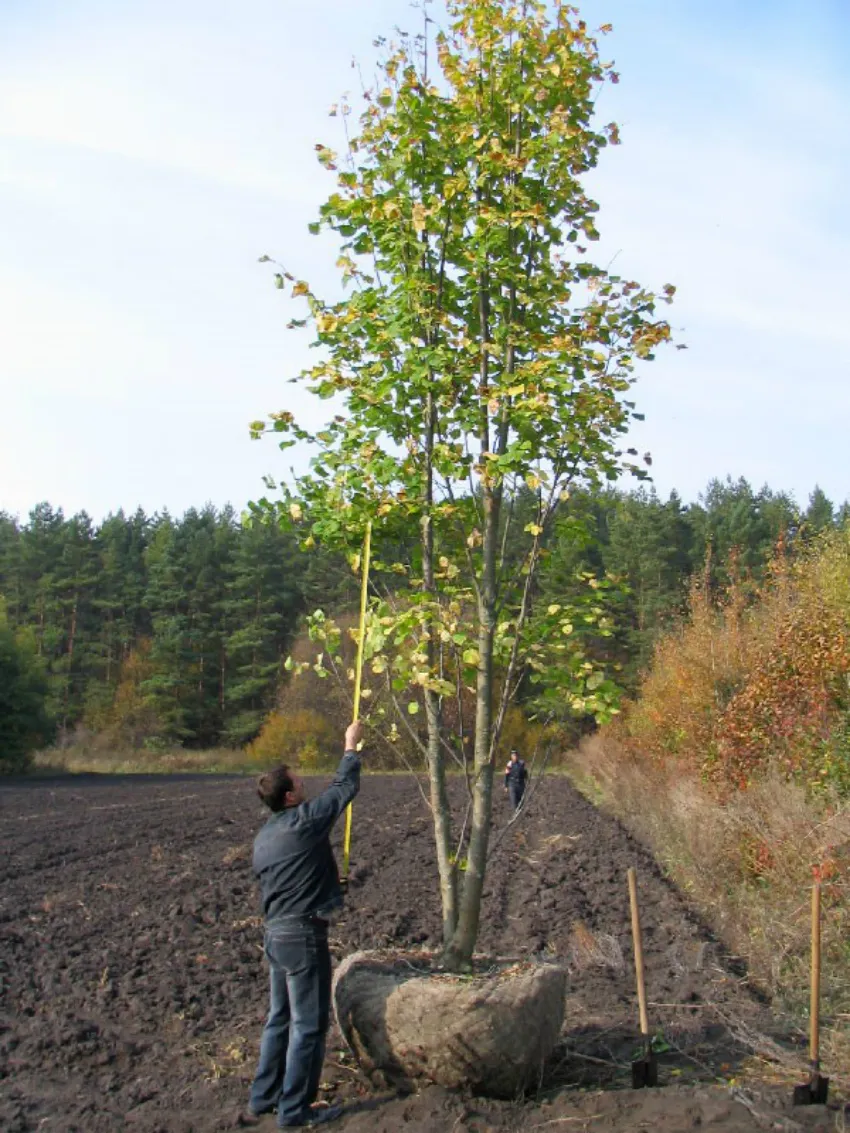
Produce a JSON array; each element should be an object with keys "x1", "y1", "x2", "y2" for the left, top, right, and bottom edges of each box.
[{"x1": 241, "y1": 720, "x2": 364, "y2": 1129}]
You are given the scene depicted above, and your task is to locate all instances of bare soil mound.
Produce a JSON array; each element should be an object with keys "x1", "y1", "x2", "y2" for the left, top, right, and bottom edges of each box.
[{"x1": 0, "y1": 773, "x2": 839, "y2": 1132}]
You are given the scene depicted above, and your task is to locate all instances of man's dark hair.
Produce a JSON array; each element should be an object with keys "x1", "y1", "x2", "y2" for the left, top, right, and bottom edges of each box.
[{"x1": 257, "y1": 765, "x2": 295, "y2": 812}]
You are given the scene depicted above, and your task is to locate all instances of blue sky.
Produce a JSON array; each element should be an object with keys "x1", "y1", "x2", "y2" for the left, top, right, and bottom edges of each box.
[{"x1": 1, "y1": 0, "x2": 848, "y2": 521}]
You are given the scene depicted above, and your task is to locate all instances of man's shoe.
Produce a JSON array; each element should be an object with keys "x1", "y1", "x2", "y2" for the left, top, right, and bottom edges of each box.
[
  {"x1": 239, "y1": 1108, "x2": 273, "y2": 1127},
  {"x1": 279, "y1": 1104, "x2": 343, "y2": 1128}
]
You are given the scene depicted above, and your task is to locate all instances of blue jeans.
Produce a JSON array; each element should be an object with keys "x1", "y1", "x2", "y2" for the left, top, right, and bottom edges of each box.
[
  {"x1": 249, "y1": 920, "x2": 332, "y2": 1127},
  {"x1": 509, "y1": 783, "x2": 524, "y2": 811}
]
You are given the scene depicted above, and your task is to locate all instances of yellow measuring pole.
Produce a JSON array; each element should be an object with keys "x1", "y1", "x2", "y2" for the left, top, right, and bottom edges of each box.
[{"x1": 342, "y1": 521, "x2": 371, "y2": 880}]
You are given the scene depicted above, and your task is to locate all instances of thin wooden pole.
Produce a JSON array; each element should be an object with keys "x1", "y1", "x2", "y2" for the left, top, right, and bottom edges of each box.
[
  {"x1": 628, "y1": 867, "x2": 650, "y2": 1037},
  {"x1": 342, "y1": 522, "x2": 371, "y2": 880},
  {"x1": 810, "y1": 880, "x2": 821, "y2": 1067}
]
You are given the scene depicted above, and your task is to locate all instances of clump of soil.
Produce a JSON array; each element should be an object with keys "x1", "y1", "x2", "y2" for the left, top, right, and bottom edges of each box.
[
  {"x1": 333, "y1": 949, "x2": 566, "y2": 1095},
  {"x1": 0, "y1": 772, "x2": 840, "y2": 1132}
]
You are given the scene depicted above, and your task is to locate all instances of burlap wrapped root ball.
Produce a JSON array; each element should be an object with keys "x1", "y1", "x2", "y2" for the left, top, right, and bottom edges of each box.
[{"x1": 333, "y1": 952, "x2": 567, "y2": 1098}]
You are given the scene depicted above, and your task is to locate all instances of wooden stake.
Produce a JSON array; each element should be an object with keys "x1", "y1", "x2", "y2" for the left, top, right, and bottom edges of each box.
[
  {"x1": 628, "y1": 867, "x2": 650, "y2": 1037},
  {"x1": 810, "y1": 880, "x2": 821, "y2": 1067},
  {"x1": 628, "y1": 866, "x2": 658, "y2": 1087},
  {"x1": 793, "y1": 878, "x2": 828, "y2": 1104}
]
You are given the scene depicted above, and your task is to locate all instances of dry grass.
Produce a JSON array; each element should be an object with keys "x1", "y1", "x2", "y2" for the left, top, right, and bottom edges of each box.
[
  {"x1": 27, "y1": 746, "x2": 516, "y2": 779},
  {"x1": 567, "y1": 733, "x2": 850, "y2": 1087},
  {"x1": 221, "y1": 843, "x2": 251, "y2": 866},
  {"x1": 31, "y1": 745, "x2": 267, "y2": 775},
  {"x1": 187, "y1": 1033, "x2": 250, "y2": 1081},
  {"x1": 567, "y1": 921, "x2": 625, "y2": 975}
]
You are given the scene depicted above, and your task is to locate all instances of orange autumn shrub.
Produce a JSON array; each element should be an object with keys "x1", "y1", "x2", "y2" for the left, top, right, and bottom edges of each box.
[
  {"x1": 715, "y1": 598, "x2": 849, "y2": 788},
  {"x1": 245, "y1": 708, "x2": 338, "y2": 770},
  {"x1": 618, "y1": 527, "x2": 850, "y2": 793}
]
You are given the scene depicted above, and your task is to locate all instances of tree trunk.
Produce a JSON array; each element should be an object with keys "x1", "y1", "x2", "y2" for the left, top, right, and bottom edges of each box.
[
  {"x1": 422, "y1": 390, "x2": 458, "y2": 944},
  {"x1": 444, "y1": 496, "x2": 498, "y2": 969},
  {"x1": 444, "y1": 259, "x2": 500, "y2": 970},
  {"x1": 424, "y1": 654, "x2": 457, "y2": 945}
]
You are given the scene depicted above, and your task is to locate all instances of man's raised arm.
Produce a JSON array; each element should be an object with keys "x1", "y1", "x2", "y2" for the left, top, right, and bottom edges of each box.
[{"x1": 300, "y1": 721, "x2": 364, "y2": 831}]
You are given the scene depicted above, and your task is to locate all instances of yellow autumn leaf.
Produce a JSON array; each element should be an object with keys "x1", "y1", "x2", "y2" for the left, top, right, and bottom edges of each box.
[{"x1": 292, "y1": 281, "x2": 310, "y2": 297}]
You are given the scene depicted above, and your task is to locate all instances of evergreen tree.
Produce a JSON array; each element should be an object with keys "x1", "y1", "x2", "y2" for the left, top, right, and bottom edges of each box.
[
  {"x1": 0, "y1": 478, "x2": 828, "y2": 755},
  {"x1": 144, "y1": 512, "x2": 202, "y2": 743},
  {"x1": 17, "y1": 503, "x2": 66, "y2": 663},
  {"x1": 689, "y1": 478, "x2": 798, "y2": 591},
  {"x1": 144, "y1": 507, "x2": 242, "y2": 745},
  {"x1": 805, "y1": 485, "x2": 835, "y2": 535},
  {"x1": 605, "y1": 488, "x2": 693, "y2": 679},
  {"x1": 0, "y1": 513, "x2": 24, "y2": 626},
  {"x1": 82, "y1": 509, "x2": 151, "y2": 729},
  {"x1": 221, "y1": 519, "x2": 302, "y2": 744},
  {"x1": 50, "y1": 512, "x2": 100, "y2": 731},
  {"x1": 0, "y1": 604, "x2": 52, "y2": 771}
]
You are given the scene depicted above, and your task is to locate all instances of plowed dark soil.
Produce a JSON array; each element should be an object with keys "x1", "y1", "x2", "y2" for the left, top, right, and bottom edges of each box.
[{"x1": 0, "y1": 772, "x2": 837, "y2": 1132}]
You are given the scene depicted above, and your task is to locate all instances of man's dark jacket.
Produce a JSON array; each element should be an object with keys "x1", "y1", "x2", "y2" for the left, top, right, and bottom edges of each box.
[
  {"x1": 253, "y1": 751, "x2": 360, "y2": 927},
  {"x1": 504, "y1": 758, "x2": 528, "y2": 789}
]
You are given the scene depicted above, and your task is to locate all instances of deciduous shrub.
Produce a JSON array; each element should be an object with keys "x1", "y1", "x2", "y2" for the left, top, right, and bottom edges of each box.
[
  {"x1": 619, "y1": 529, "x2": 850, "y2": 792},
  {"x1": 245, "y1": 709, "x2": 338, "y2": 769},
  {"x1": 574, "y1": 529, "x2": 850, "y2": 1073}
]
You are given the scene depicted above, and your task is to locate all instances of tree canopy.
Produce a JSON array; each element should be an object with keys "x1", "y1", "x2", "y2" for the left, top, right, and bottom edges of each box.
[{"x1": 252, "y1": 0, "x2": 677, "y2": 966}]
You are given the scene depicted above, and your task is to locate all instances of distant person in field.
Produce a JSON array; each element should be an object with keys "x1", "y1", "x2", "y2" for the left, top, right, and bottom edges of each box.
[
  {"x1": 504, "y1": 748, "x2": 528, "y2": 814},
  {"x1": 240, "y1": 720, "x2": 365, "y2": 1130}
]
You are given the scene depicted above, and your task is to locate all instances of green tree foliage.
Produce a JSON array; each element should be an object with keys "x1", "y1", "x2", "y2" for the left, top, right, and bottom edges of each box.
[
  {"x1": 253, "y1": 0, "x2": 675, "y2": 966},
  {"x1": 0, "y1": 481, "x2": 842, "y2": 760},
  {"x1": 0, "y1": 604, "x2": 52, "y2": 772}
]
